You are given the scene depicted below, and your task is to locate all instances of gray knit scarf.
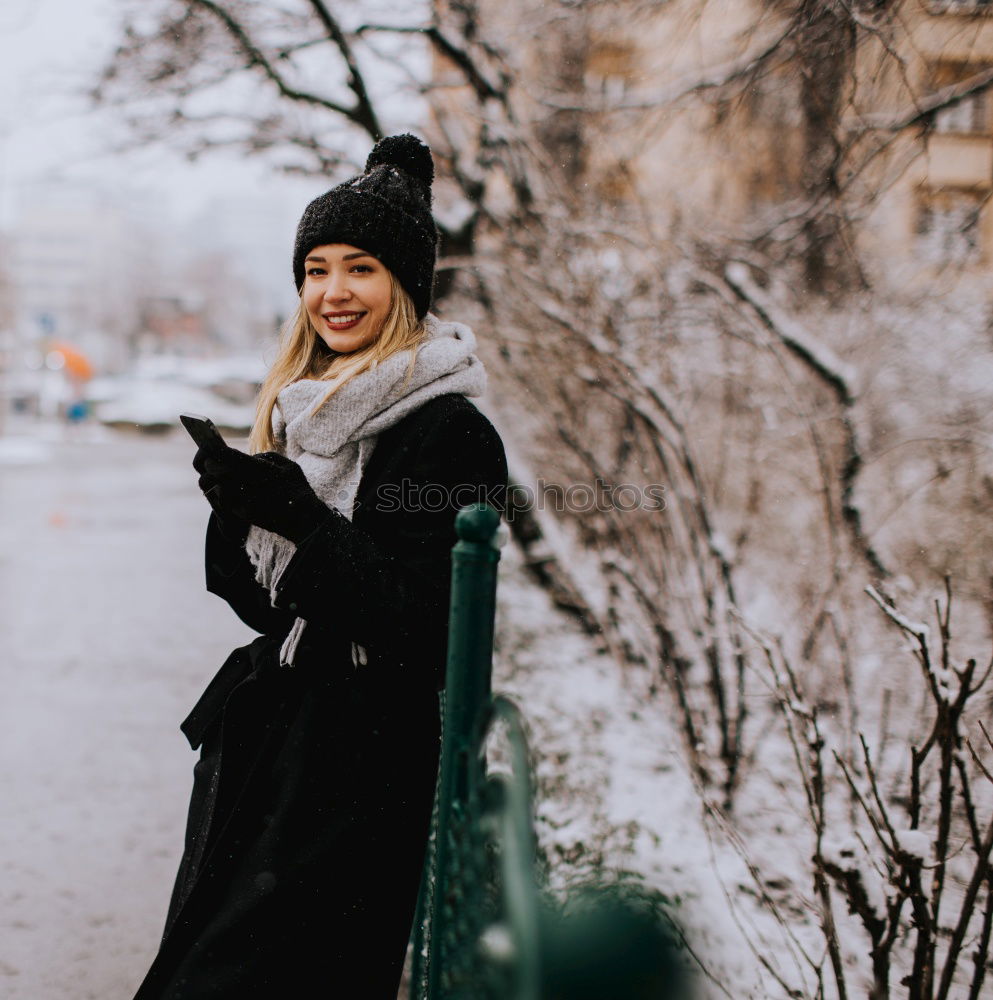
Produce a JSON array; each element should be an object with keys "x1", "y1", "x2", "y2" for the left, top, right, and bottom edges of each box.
[{"x1": 243, "y1": 314, "x2": 487, "y2": 667}]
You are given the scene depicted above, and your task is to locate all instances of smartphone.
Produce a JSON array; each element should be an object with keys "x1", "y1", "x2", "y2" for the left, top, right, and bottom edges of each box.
[{"x1": 180, "y1": 413, "x2": 228, "y2": 456}]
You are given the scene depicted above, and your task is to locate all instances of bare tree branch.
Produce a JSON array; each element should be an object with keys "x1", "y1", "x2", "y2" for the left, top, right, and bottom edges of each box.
[
  {"x1": 355, "y1": 23, "x2": 508, "y2": 106},
  {"x1": 852, "y1": 66, "x2": 993, "y2": 135},
  {"x1": 724, "y1": 264, "x2": 889, "y2": 581},
  {"x1": 536, "y1": 22, "x2": 797, "y2": 112},
  {"x1": 188, "y1": 0, "x2": 357, "y2": 120},
  {"x1": 304, "y1": 0, "x2": 383, "y2": 139}
]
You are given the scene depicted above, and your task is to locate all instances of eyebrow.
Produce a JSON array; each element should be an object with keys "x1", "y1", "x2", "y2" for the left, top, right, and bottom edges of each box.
[{"x1": 304, "y1": 252, "x2": 374, "y2": 263}]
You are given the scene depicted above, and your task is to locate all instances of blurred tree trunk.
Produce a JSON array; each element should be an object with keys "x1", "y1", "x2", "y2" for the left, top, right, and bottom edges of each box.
[{"x1": 791, "y1": 0, "x2": 862, "y2": 293}]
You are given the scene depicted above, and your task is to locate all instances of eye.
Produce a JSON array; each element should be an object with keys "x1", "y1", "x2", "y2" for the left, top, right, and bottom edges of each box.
[
  {"x1": 350, "y1": 264, "x2": 374, "y2": 273},
  {"x1": 306, "y1": 266, "x2": 326, "y2": 277}
]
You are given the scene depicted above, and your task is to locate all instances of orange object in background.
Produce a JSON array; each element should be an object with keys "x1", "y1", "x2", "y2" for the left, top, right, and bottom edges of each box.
[{"x1": 46, "y1": 342, "x2": 95, "y2": 381}]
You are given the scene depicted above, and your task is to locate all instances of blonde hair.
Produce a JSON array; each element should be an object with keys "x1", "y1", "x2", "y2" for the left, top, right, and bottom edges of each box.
[{"x1": 249, "y1": 271, "x2": 425, "y2": 454}]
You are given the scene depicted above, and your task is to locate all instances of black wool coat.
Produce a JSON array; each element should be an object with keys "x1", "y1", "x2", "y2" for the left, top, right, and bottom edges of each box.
[{"x1": 133, "y1": 392, "x2": 508, "y2": 1000}]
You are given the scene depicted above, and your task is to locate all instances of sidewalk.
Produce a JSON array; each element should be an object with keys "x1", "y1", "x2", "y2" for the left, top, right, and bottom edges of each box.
[{"x1": 0, "y1": 428, "x2": 255, "y2": 999}]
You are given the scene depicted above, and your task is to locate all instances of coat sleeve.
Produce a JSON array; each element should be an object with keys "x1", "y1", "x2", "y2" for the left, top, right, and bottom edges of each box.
[
  {"x1": 204, "y1": 513, "x2": 298, "y2": 636},
  {"x1": 270, "y1": 403, "x2": 508, "y2": 667}
]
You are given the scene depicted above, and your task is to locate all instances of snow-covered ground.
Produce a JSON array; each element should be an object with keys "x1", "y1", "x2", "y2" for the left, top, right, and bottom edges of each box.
[
  {"x1": 494, "y1": 541, "x2": 769, "y2": 998},
  {"x1": 0, "y1": 420, "x2": 761, "y2": 999}
]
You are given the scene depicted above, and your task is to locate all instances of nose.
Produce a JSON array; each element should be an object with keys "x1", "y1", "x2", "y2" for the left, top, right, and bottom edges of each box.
[{"x1": 323, "y1": 271, "x2": 351, "y2": 303}]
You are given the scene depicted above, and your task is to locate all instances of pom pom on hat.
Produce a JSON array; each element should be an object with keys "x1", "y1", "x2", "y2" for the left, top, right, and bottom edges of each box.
[{"x1": 365, "y1": 133, "x2": 434, "y2": 195}]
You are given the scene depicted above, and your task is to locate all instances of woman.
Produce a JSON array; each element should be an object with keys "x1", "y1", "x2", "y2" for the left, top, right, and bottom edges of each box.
[{"x1": 133, "y1": 134, "x2": 508, "y2": 999}]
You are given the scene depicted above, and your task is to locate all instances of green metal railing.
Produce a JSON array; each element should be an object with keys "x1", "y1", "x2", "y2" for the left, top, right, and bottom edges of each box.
[
  {"x1": 409, "y1": 503, "x2": 540, "y2": 999},
  {"x1": 410, "y1": 503, "x2": 691, "y2": 1000}
]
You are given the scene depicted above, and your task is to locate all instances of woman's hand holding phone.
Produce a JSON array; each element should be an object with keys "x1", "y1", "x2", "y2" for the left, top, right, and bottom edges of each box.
[
  {"x1": 181, "y1": 413, "x2": 249, "y2": 541},
  {"x1": 192, "y1": 444, "x2": 331, "y2": 544},
  {"x1": 180, "y1": 414, "x2": 229, "y2": 457}
]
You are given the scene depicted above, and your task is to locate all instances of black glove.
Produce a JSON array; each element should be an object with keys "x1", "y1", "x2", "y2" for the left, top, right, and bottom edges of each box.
[
  {"x1": 194, "y1": 446, "x2": 251, "y2": 545},
  {"x1": 193, "y1": 446, "x2": 332, "y2": 544}
]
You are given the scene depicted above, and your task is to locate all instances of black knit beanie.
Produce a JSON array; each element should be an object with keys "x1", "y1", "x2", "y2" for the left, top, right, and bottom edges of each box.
[{"x1": 292, "y1": 134, "x2": 438, "y2": 319}]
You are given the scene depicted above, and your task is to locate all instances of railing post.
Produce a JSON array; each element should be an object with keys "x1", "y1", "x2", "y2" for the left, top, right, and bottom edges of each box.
[
  {"x1": 488, "y1": 697, "x2": 542, "y2": 1000},
  {"x1": 426, "y1": 503, "x2": 503, "y2": 998}
]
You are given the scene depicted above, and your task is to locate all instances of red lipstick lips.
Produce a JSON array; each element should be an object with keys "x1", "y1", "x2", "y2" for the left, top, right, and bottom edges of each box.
[{"x1": 323, "y1": 311, "x2": 366, "y2": 331}]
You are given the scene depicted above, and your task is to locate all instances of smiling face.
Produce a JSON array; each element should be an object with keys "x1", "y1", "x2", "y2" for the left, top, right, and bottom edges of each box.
[{"x1": 302, "y1": 244, "x2": 393, "y2": 354}]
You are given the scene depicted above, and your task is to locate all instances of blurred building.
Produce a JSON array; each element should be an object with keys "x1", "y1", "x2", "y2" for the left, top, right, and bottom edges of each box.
[
  {"x1": 3, "y1": 179, "x2": 297, "y2": 379},
  {"x1": 435, "y1": 0, "x2": 993, "y2": 296},
  {"x1": 184, "y1": 193, "x2": 301, "y2": 345},
  {"x1": 133, "y1": 295, "x2": 209, "y2": 356},
  {"x1": 610, "y1": 0, "x2": 993, "y2": 292},
  {"x1": 859, "y1": 0, "x2": 993, "y2": 284},
  {"x1": 6, "y1": 182, "x2": 142, "y2": 370}
]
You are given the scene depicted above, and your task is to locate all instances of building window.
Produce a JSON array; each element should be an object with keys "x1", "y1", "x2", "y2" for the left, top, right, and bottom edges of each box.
[
  {"x1": 935, "y1": 92, "x2": 987, "y2": 134},
  {"x1": 915, "y1": 188, "x2": 986, "y2": 263},
  {"x1": 585, "y1": 41, "x2": 637, "y2": 103},
  {"x1": 929, "y1": 61, "x2": 991, "y2": 135}
]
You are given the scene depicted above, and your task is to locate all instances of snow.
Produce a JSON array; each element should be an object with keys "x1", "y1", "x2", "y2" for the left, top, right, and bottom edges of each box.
[
  {"x1": 130, "y1": 353, "x2": 267, "y2": 387},
  {"x1": 723, "y1": 263, "x2": 859, "y2": 390},
  {"x1": 820, "y1": 835, "x2": 889, "y2": 920},
  {"x1": 865, "y1": 584, "x2": 931, "y2": 638},
  {"x1": 94, "y1": 380, "x2": 255, "y2": 432},
  {"x1": 67, "y1": 354, "x2": 265, "y2": 433},
  {"x1": 494, "y1": 539, "x2": 768, "y2": 998},
  {"x1": 708, "y1": 530, "x2": 733, "y2": 562},
  {"x1": 0, "y1": 436, "x2": 52, "y2": 465},
  {"x1": 893, "y1": 828, "x2": 932, "y2": 862},
  {"x1": 478, "y1": 922, "x2": 515, "y2": 961}
]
